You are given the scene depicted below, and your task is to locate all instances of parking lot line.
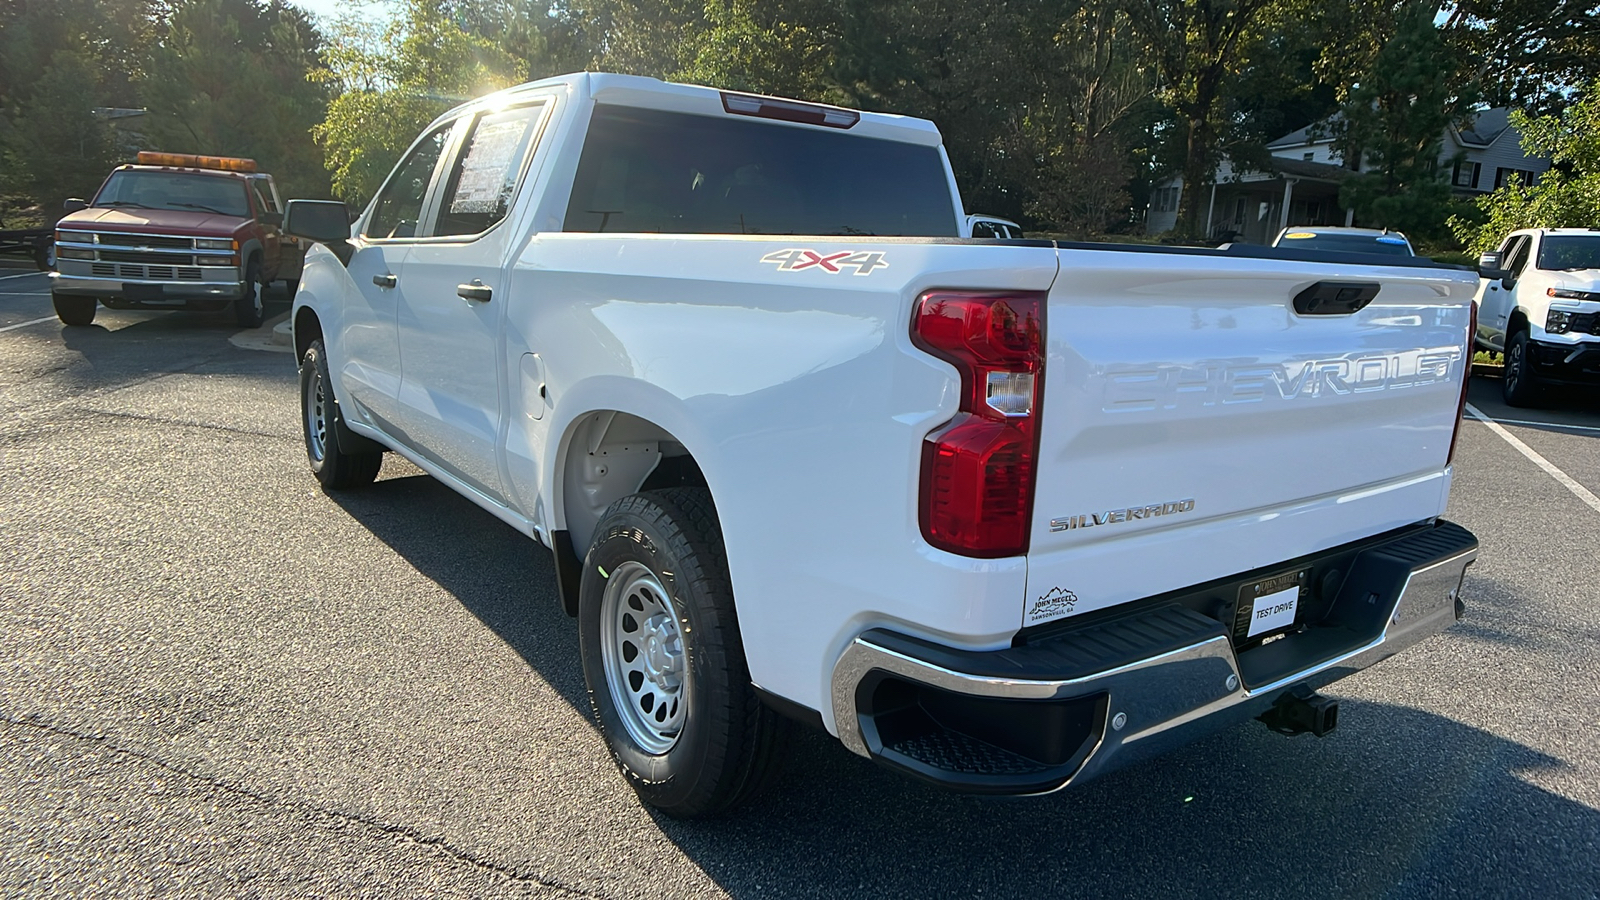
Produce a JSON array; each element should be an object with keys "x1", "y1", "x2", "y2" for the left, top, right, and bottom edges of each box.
[
  {"x1": 0, "y1": 271, "x2": 44, "y2": 282},
  {"x1": 1469, "y1": 414, "x2": 1600, "y2": 435},
  {"x1": 0, "y1": 316, "x2": 57, "y2": 334},
  {"x1": 1467, "y1": 403, "x2": 1600, "y2": 514}
]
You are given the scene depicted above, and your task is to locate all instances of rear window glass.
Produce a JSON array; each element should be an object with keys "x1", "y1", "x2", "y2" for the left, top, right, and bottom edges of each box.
[
  {"x1": 564, "y1": 105, "x2": 957, "y2": 236},
  {"x1": 1278, "y1": 232, "x2": 1412, "y2": 255},
  {"x1": 1536, "y1": 236, "x2": 1600, "y2": 270}
]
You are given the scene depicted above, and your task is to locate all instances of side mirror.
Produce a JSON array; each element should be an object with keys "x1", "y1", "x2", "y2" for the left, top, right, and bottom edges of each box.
[
  {"x1": 283, "y1": 199, "x2": 351, "y2": 243},
  {"x1": 259, "y1": 210, "x2": 283, "y2": 227},
  {"x1": 1477, "y1": 250, "x2": 1509, "y2": 283},
  {"x1": 63, "y1": 198, "x2": 88, "y2": 213}
]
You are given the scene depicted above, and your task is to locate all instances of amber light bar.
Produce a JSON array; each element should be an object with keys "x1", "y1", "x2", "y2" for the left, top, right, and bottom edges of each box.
[{"x1": 136, "y1": 151, "x2": 258, "y2": 173}]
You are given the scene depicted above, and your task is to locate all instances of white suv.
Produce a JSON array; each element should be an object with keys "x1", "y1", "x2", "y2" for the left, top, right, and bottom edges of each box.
[{"x1": 1474, "y1": 228, "x2": 1600, "y2": 405}]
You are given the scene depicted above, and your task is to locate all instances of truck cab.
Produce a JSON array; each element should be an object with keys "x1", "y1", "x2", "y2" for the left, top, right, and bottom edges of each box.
[
  {"x1": 50, "y1": 151, "x2": 304, "y2": 328},
  {"x1": 1474, "y1": 228, "x2": 1600, "y2": 405}
]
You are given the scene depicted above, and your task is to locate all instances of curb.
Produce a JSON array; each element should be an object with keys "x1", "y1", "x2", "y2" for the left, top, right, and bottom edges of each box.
[{"x1": 228, "y1": 311, "x2": 293, "y2": 354}]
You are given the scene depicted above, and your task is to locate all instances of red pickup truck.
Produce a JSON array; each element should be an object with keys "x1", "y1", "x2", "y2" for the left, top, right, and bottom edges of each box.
[{"x1": 50, "y1": 152, "x2": 306, "y2": 328}]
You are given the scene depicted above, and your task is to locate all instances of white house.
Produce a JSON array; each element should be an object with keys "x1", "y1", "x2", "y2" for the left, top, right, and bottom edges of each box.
[{"x1": 1146, "y1": 108, "x2": 1552, "y2": 243}]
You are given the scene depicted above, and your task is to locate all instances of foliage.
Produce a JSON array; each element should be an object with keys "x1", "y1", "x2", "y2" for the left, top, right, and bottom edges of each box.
[
  {"x1": 141, "y1": 0, "x2": 332, "y2": 198},
  {"x1": 1121, "y1": 0, "x2": 1297, "y2": 237},
  {"x1": 1440, "y1": 0, "x2": 1600, "y2": 110},
  {"x1": 1450, "y1": 80, "x2": 1600, "y2": 252},
  {"x1": 0, "y1": 50, "x2": 121, "y2": 209},
  {"x1": 311, "y1": 0, "x2": 531, "y2": 204},
  {"x1": 0, "y1": 0, "x2": 1590, "y2": 239},
  {"x1": 0, "y1": 0, "x2": 154, "y2": 215},
  {"x1": 1333, "y1": 1, "x2": 1477, "y2": 240}
]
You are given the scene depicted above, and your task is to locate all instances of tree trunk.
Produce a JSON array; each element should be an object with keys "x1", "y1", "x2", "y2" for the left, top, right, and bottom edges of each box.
[{"x1": 1176, "y1": 114, "x2": 1215, "y2": 239}]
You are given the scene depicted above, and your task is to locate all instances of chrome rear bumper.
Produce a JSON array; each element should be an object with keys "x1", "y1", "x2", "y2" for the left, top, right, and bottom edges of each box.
[{"x1": 830, "y1": 520, "x2": 1477, "y2": 794}]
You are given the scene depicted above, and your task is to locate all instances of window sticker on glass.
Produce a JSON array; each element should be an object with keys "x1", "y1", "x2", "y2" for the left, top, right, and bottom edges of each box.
[{"x1": 451, "y1": 118, "x2": 530, "y2": 214}]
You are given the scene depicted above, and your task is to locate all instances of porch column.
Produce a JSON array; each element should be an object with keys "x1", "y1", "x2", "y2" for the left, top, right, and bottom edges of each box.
[
  {"x1": 1205, "y1": 182, "x2": 1218, "y2": 238},
  {"x1": 1344, "y1": 207, "x2": 1354, "y2": 226},
  {"x1": 1279, "y1": 179, "x2": 1295, "y2": 231}
]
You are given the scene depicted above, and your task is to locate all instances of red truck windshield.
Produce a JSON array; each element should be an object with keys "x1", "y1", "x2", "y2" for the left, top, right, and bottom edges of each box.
[
  {"x1": 564, "y1": 105, "x2": 958, "y2": 237},
  {"x1": 94, "y1": 170, "x2": 251, "y2": 218}
]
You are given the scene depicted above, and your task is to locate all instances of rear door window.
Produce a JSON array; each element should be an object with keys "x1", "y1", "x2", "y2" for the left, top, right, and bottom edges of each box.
[
  {"x1": 564, "y1": 105, "x2": 958, "y2": 236},
  {"x1": 431, "y1": 102, "x2": 548, "y2": 238}
]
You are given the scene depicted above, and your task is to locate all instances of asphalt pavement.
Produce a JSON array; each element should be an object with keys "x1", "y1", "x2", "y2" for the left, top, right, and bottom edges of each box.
[{"x1": 2, "y1": 266, "x2": 1598, "y2": 898}]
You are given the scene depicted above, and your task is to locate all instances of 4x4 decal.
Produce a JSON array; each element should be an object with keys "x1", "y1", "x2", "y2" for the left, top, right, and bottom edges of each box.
[{"x1": 760, "y1": 248, "x2": 888, "y2": 276}]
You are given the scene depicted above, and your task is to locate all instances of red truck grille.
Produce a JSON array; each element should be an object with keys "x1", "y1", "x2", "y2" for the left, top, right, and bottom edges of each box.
[
  {"x1": 100, "y1": 249, "x2": 197, "y2": 265},
  {"x1": 94, "y1": 233, "x2": 193, "y2": 250},
  {"x1": 93, "y1": 263, "x2": 203, "y2": 280}
]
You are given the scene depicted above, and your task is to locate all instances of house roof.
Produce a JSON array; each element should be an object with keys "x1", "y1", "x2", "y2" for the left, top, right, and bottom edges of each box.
[
  {"x1": 1266, "y1": 114, "x2": 1342, "y2": 149},
  {"x1": 1454, "y1": 107, "x2": 1512, "y2": 146},
  {"x1": 1267, "y1": 107, "x2": 1518, "y2": 150}
]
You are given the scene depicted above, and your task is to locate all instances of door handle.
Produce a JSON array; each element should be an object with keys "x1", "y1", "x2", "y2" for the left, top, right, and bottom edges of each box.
[
  {"x1": 373, "y1": 273, "x2": 396, "y2": 288},
  {"x1": 457, "y1": 280, "x2": 492, "y2": 302}
]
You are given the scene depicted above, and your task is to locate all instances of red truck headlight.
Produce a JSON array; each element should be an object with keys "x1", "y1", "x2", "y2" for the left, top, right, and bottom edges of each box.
[{"x1": 911, "y1": 290, "x2": 1046, "y2": 558}]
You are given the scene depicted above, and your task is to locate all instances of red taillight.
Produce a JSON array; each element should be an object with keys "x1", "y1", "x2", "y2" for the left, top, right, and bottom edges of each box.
[
  {"x1": 912, "y1": 290, "x2": 1046, "y2": 557},
  {"x1": 1447, "y1": 298, "x2": 1478, "y2": 465}
]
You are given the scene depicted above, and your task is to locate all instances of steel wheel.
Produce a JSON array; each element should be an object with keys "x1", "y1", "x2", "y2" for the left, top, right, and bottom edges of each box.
[
  {"x1": 303, "y1": 354, "x2": 328, "y2": 463},
  {"x1": 600, "y1": 560, "x2": 688, "y2": 755}
]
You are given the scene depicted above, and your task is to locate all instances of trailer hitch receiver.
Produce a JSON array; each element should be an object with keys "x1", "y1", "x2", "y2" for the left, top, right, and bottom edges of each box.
[{"x1": 1258, "y1": 684, "x2": 1339, "y2": 737}]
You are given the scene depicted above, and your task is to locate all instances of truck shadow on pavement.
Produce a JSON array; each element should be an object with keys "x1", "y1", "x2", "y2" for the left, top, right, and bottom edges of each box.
[{"x1": 330, "y1": 473, "x2": 1600, "y2": 899}]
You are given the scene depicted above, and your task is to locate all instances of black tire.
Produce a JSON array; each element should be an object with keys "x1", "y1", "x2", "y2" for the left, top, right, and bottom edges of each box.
[
  {"x1": 1502, "y1": 328, "x2": 1542, "y2": 407},
  {"x1": 234, "y1": 257, "x2": 265, "y2": 328},
  {"x1": 299, "y1": 338, "x2": 382, "y2": 490},
  {"x1": 34, "y1": 237, "x2": 55, "y2": 271},
  {"x1": 578, "y1": 487, "x2": 788, "y2": 818},
  {"x1": 52, "y1": 292, "x2": 96, "y2": 326}
]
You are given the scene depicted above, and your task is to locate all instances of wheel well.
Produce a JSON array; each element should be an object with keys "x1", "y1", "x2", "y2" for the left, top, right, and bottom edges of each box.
[
  {"x1": 293, "y1": 307, "x2": 322, "y2": 361},
  {"x1": 1508, "y1": 308, "x2": 1529, "y2": 335},
  {"x1": 552, "y1": 411, "x2": 710, "y2": 616}
]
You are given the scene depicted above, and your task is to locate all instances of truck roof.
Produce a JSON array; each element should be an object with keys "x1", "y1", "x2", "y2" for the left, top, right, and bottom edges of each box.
[
  {"x1": 428, "y1": 72, "x2": 945, "y2": 149},
  {"x1": 1512, "y1": 227, "x2": 1600, "y2": 237},
  {"x1": 111, "y1": 164, "x2": 258, "y2": 179}
]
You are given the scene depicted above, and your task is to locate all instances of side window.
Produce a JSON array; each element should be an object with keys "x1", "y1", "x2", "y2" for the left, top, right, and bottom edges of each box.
[
  {"x1": 366, "y1": 125, "x2": 451, "y2": 240},
  {"x1": 250, "y1": 181, "x2": 277, "y2": 217},
  {"x1": 1505, "y1": 236, "x2": 1533, "y2": 277},
  {"x1": 972, "y1": 221, "x2": 999, "y2": 239},
  {"x1": 431, "y1": 102, "x2": 546, "y2": 238}
]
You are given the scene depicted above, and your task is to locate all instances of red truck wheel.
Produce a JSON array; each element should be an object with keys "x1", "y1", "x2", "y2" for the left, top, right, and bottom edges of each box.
[{"x1": 52, "y1": 292, "x2": 96, "y2": 326}]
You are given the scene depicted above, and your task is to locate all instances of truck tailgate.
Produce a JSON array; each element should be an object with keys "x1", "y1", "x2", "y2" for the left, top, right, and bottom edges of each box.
[{"x1": 1023, "y1": 249, "x2": 1476, "y2": 627}]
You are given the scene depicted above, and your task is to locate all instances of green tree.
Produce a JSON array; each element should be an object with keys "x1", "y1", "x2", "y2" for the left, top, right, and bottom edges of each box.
[
  {"x1": 1122, "y1": 0, "x2": 1290, "y2": 237},
  {"x1": 1334, "y1": 1, "x2": 1476, "y2": 239},
  {"x1": 1442, "y1": 0, "x2": 1600, "y2": 110},
  {"x1": 0, "y1": 50, "x2": 121, "y2": 211},
  {"x1": 0, "y1": 0, "x2": 155, "y2": 219},
  {"x1": 140, "y1": 0, "x2": 332, "y2": 197},
  {"x1": 312, "y1": 0, "x2": 544, "y2": 203},
  {"x1": 1449, "y1": 80, "x2": 1600, "y2": 252},
  {"x1": 679, "y1": 0, "x2": 1159, "y2": 234}
]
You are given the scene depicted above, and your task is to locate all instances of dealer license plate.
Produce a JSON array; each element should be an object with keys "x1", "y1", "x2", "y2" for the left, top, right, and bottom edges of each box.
[{"x1": 1235, "y1": 569, "x2": 1309, "y2": 641}]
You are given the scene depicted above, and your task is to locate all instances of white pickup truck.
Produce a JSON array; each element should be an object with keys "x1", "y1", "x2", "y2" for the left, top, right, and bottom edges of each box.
[
  {"x1": 287, "y1": 73, "x2": 1480, "y2": 817},
  {"x1": 1473, "y1": 228, "x2": 1600, "y2": 405}
]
